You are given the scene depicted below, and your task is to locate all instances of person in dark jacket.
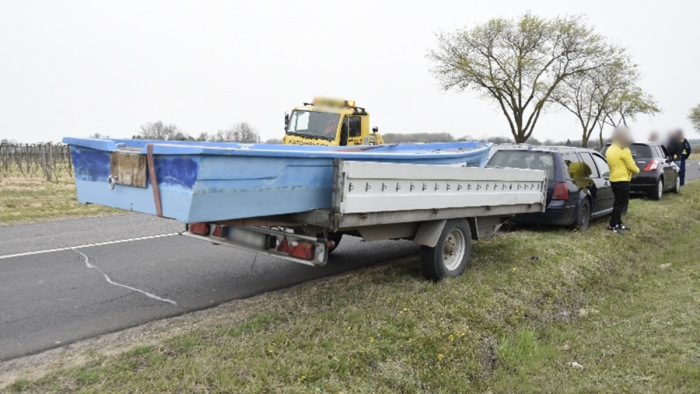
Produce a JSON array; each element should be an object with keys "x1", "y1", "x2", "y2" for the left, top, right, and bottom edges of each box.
[
  {"x1": 666, "y1": 132, "x2": 682, "y2": 161},
  {"x1": 675, "y1": 130, "x2": 692, "y2": 186}
]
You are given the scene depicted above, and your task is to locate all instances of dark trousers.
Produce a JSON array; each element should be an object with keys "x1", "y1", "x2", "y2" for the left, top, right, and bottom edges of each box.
[
  {"x1": 677, "y1": 159, "x2": 686, "y2": 186},
  {"x1": 610, "y1": 181, "x2": 630, "y2": 227}
]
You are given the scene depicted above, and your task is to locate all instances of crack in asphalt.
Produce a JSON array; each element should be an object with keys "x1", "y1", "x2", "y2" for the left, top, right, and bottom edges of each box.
[{"x1": 73, "y1": 249, "x2": 178, "y2": 307}]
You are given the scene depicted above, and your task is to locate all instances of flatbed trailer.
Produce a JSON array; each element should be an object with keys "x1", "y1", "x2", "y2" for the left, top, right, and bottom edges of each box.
[{"x1": 182, "y1": 159, "x2": 546, "y2": 280}]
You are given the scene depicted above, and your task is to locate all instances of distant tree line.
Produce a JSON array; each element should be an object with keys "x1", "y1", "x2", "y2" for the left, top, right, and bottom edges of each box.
[
  {"x1": 382, "y1": 132, "x2": 455, "y2": 143},
  {"x1": 380, "y1": 132, "x2": 700, "y2": 152},
  {"x1": 131, "y1": 121, "x2": 260, "y2": 143}
]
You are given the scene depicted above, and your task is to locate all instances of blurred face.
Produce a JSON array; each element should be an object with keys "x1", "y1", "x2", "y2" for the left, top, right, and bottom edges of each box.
[{"x1": 616, "y1": 130, "x2": 631, "y2": 146}]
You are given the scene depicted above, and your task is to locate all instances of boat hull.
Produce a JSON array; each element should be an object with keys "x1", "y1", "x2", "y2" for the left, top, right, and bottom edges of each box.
[{"x1": 65, "y1": 138, "x2": 492, "y2": 223}]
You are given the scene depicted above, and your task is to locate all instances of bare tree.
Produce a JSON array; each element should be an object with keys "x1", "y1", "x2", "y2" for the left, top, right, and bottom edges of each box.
[
  {"x1": 597, "y1": 86, "x2": 660, "y2": 146},
  {"x1": 234, "y1": 122, "x2": 259, "y2": 143},
  {"x1": 195, "y1": 132, "x2": 209, "y2": 142},
  {"x1": 551, "y1": 53, "x2": 652, "y2": 147},
  {"x1": 89, "y1": 132, "x2": 110, "y2": 139},
  {"x1": 135, "y1": 121, "x2": 184, "y2": 140},
  {"x1": 210, "y1": 122, "x2": 260, "y2": 142},
  {"x1": 430, "y1": 13, "x2": 610, "y2": 143}
]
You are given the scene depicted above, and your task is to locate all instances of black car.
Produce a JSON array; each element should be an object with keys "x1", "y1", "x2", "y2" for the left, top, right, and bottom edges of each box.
[
  {"x1": 486, "y1": 145, "x2": 613, "y2": 230},
  {"x1": 601, "y1": 142, "x2": 680, "y2": 200}
]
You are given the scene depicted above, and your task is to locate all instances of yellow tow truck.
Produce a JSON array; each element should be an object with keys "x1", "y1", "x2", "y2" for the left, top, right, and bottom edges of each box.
[{"x1": 283, "y1": 98, "x2": 384, "y2": 146}]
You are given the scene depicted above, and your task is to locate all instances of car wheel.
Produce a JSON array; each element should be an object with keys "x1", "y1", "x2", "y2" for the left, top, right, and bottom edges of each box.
[
  {"x1": 571, "y1": 199, "x2": 591, "y2": 231},
  {"x1": 651, "y1": 178, "x2": 663, "y2": 200},
  {"x1": 672, "y1": 175, "x2": 680, "y2": 193}
]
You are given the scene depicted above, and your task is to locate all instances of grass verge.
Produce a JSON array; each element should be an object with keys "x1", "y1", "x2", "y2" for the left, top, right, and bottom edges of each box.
[
  {"x1": 4, "y1": 183, "x2": 700, "y2": 393},
  {"x1": 0, "y1": 175, "x2": 119, "y2": 226}
]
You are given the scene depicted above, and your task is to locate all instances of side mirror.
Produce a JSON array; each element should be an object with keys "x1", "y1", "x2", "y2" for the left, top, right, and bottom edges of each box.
[
  {"x1": 602, "y1": 172, "x2": 609, "y2": 180},
  {"x1": 372, "y1": 126, "x2": 379, "y2": 134}
]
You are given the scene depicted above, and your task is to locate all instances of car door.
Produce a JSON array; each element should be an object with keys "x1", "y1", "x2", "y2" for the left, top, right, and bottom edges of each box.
[
  {"x1": 343, "y1": 116, "x2": 364, "y2": 146},
  {"x1": 590, "y1": 153, "x2": 615, "y2": 212},
  {"x1": 657, "y1": 145, "x2": 677, "y2": 189},
  {"x1": 579, "y1": 152, "x2": 608, "y2": 215}
]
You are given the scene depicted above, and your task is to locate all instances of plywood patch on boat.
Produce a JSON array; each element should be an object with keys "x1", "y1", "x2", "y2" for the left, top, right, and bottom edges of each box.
[{"x1": 110, "y1": 151, "x2": 147, "y2": 188}]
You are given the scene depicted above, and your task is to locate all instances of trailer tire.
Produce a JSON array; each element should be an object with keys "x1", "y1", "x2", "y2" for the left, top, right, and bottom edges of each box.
[
  {"x1": 328, "y1": 233, "x2": 343, "y2": 254},
  {"x1": 420, "y1": 219, "x2": 472, "y2": 281}
]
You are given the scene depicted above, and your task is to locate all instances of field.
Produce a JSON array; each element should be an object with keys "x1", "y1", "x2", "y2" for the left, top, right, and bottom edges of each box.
[
  {"x1": 3, "y1": 181, "x2": 698, "y2": 392},
  {"x1": 0, "y1": 175, "x2": 119, "y2": 226}
]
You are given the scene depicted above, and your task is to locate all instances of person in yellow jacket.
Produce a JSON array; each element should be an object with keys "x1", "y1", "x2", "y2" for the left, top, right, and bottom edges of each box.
[{"x1": 605, "y1": 128, "x2": 640, "y2": 234}]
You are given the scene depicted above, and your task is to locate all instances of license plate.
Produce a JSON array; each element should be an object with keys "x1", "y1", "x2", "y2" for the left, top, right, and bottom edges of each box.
[{"x1": 227, "y1": 228, "x2": 268, "y2": 250}]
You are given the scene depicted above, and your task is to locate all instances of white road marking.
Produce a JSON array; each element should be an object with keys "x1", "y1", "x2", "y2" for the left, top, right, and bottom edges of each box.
[
  {"x1": 74, "y1": 249, "x2": 178, "y2": 306},
  {"x1": 0, "y1": 233, "x2": 178, "y2": 260}
]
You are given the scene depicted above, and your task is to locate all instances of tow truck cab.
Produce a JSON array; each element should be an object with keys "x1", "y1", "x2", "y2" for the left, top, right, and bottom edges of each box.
[{"x1": 283, "y1": 98, "x2": 384, "y2": 146}]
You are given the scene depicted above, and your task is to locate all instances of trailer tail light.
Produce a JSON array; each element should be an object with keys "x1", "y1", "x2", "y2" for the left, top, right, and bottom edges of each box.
[
  {"x1": 189, "y1": 223, "x2": 210, "y2": 235},
  {"x1": 643, "y1": 159, "x2": 659, "y2": 172},
  {"x1": 552, "y1": 182, "x2": 569, "y2": 200},
  {"x1": 277, "y1": 237, "x2": 315, "y2": 260}
]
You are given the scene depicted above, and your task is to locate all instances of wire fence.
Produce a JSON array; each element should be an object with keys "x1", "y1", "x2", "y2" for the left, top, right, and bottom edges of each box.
[{"x1": 0, "y1": 143, "x2": 73, "y2": 181}]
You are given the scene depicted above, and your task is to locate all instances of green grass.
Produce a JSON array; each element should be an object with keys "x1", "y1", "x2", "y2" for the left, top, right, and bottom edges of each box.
[
  {"x1": 4, "y1": 183, "x2": 700, "y2": 393},
  {"x1": 0, "y1": 175, "x2": 119, "y2": 225}
]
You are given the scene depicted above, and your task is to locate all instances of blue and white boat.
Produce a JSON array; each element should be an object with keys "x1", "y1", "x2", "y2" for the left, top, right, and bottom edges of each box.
[{"x1": 63, "y1": 138, "x2": 492, "y2": 223}]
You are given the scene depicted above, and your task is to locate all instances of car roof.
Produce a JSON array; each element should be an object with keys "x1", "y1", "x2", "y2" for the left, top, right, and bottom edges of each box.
[
  {"x1": 603, "y1": 141, "x2": 663, "y2": 147},
  {"x1": 492, "y1": 144, "x2": 601, "y2": 154}
]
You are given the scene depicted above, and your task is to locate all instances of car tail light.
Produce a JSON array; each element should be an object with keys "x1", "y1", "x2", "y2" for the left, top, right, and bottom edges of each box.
[
  {"x1": 643, "y1": 159, "x2": 659, "y2": 172},
  {"x1": 552, "y1": 182, "x2": 569, "y2": 200}
]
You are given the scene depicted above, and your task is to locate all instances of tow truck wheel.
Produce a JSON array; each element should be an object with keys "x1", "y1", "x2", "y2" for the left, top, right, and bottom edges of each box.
[{"x1": 420, "y1": 219, "x2": 472, "y2": 281}]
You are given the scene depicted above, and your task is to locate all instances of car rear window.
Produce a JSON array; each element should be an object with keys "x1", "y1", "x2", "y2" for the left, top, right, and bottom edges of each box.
[
  {"x1": 629, "y1": 144, "x2": 652, "y2": 158},
  {"x1": 487, "y1": 151, "x2": 555, "y2": 176},
  {"x1": 602, "y1": 144, "x2": 652, "y2": 159}
]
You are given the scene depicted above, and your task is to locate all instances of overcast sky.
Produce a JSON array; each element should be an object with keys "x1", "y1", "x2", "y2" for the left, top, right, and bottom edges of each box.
[{"x1": 1, "y1": 0, "x2": 698, "y2": 143}]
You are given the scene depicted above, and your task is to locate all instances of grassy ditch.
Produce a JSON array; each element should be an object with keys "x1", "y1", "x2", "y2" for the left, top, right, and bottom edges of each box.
[{"x1": 5, "y1": 183, "x2": 700, "y2": 393}]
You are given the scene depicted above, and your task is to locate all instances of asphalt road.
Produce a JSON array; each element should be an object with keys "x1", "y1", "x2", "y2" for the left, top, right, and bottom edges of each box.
[
  {"x1": 0, "y1": 160, "x2": 697, "y2": 362},
  {"x1": 683, "y1": 159, "x2": 700, "y2": 183},
  {"x1": 0, "y1": 215, "x2": 419, "y2": 361}
]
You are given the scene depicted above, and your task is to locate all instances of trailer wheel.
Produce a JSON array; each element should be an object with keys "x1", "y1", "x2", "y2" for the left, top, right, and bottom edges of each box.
[
  {"x1": 328, "y1": 233, "x2": 343, "y2": 254},
  {"x1": 420, "y1": 219, "x2": 472, "y2": 281}
]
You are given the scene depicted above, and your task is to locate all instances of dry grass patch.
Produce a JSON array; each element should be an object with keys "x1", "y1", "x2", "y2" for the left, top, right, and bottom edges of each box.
[{"x1": 0, "y1": 175, "x2": 120, "y2": 225}]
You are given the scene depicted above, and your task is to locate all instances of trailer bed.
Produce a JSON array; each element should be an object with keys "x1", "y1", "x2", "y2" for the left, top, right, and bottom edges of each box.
[{"x1": 182, "y1": 160, "x2": 547, "y2": 275}]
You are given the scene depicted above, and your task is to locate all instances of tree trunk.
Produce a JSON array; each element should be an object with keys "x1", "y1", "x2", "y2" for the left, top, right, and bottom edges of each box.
[{"x1": 581, "y1": 135, "x2": 588, "y2": 148}]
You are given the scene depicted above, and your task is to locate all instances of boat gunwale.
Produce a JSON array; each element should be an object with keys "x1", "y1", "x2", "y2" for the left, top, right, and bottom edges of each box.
[{"x1": 63, "y1": 138, "x2": 493, "y2": 160}]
